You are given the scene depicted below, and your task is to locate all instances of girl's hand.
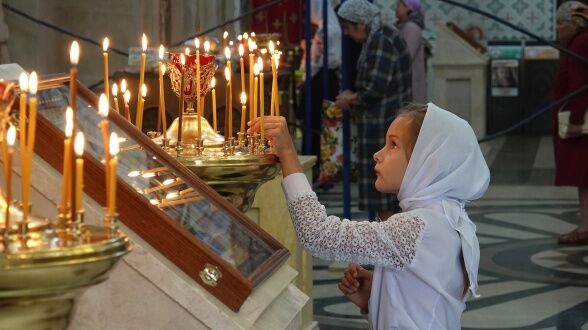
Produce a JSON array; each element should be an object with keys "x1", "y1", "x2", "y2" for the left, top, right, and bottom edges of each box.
[
  {"x1": 338, "y1": 263, "x2": 373, "y2": 314},
  {"x1": 248, "y1": 116, "x2": 302, "y2": 176}
]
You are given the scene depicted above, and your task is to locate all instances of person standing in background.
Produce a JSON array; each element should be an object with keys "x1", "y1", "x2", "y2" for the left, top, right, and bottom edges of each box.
[
  {"x1": 299, "y1": 0, "x2": 342, "y2": 163},
  {"x1": 552, "y1": 2, "x2": 588, "y2": 245},
  {"x1": 396, "y1": 0, "x2": 427, "y2": 103},
  {"x1": 335, "y1": 0, "x2": 412, "y2": 221}
]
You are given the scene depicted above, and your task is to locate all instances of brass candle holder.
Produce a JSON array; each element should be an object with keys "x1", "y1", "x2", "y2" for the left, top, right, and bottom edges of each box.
[{"x1": 147, "y1": 52, "x2": 278, "y2": 212}]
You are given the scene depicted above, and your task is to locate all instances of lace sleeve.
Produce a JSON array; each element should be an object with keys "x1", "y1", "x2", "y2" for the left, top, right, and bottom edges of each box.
[{"x1": 287, "y1": 192, "x2": 426, "y2": 270}]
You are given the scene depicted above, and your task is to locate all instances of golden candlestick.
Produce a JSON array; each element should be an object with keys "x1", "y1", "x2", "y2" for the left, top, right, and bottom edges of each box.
[
  {"x1": 211, "y1": 77, "x2": 217, "y2": 131},
  {"x1": 60, "y1": 108, "x2": 73, "y2": 211},
  {"x1": 107, "y1": 132, "x2": 119, "y2": 215},
  {"x1": 4, "y1": 126, "x2": 15, "y2": 233},
  {"x1": 258, "y1": 57, "x2": 265, "y2": 141},
  {"x1": 123, "y1": 90, "x2": 131, "y2": 122},
  {"x1": 238, "y1": 44, "x2": 245, "y2": 95},
  {"x1": 159, "y1": 45, "x2": 167, "y2": 136}
]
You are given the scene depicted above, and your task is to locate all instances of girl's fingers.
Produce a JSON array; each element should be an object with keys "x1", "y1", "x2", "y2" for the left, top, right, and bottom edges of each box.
[{"x1": 338, "y1": 282, "x2": 357, "y2": 295}]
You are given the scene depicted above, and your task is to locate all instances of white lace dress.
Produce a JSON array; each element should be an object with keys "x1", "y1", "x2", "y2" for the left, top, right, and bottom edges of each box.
[{"x1": 283, "y1": 173, "x2": 468, "y2": 329}]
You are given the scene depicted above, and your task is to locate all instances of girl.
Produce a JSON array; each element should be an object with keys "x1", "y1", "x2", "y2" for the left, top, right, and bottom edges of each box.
[{"x1": 248, "y1": 103, "x2": 490, "y2": 329}]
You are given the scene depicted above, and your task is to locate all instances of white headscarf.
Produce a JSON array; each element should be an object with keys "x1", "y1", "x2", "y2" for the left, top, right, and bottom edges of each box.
[
  {"x1": 398, "y1": 103, "x2": 490, "y2": 297},
  {"x1": 337, "y1": 0, "x2": 384, "y2": 65}
]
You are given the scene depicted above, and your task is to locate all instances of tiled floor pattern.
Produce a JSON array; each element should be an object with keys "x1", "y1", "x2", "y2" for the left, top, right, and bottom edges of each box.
[{"x1": 311, "y1": 136, "x2": 588, "y2": 329}]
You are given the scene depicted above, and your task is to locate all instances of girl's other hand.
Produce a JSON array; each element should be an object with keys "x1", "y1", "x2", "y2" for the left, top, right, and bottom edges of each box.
[{"x1": 338, "y1": 263, "x2": 373, "y2": 313}]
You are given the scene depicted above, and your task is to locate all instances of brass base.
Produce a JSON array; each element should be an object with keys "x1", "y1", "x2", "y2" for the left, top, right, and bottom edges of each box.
[{"x1": 1, "y1": 209, "x2": 130, "y2": 330}]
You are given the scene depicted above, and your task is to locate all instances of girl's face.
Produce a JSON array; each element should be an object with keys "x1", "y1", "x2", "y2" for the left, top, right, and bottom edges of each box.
[
  {"x1": 396, "y1": 0, "x2": 411, "y2": 21},
  {"x1": 373, "y1": 117, "x2": 412, "y2": 194}
]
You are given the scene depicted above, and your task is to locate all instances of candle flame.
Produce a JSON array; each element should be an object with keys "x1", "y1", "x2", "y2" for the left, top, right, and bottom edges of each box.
[
  {"x1": 103, "y1": 37, "x2": 109, "y2": 52},
  {"x1": 141, "y1": 84, "x2": 147, "y2": 98},
  {"x1": 159, "y1": 44, "x2": 165, "y2": 60},
  {"x1": 274, "y1": 54, "x2": 280, "y2": 70},
  {"x1": 224, "y1": 67, "x2": 230, "y2": 82},
  {"x1": 180, "y1": 53, "x2": 186, "y2": 65},
  {"x1": 224, "y1": 46, "x2": 230, "y2": 59},
  {"x1": 70, "y1": 41, "x2": 80, "y2": 65},
  {"x1": 251, "y1": 32, "x2": 256, "y2": 38},
  {"x1": 19, "y1": 72, "x2": 28, "y2": 92},
  {"x1": 240, "y1": 92, "x2": 246, "y2": 104},
  {"x1": 247, "y1": 38, "x2": 254, "y2": 50},
  {"x1": 257, "y1": 57, "x2": 263, "y2": 70},
  {"x1": 229, "y1": 40, "x2": 234, "y2": 46},
  {"x1": 184, "y1": 47, "x2": 190, "y2": 55},
  {"x1": 123, "y1": 90, "x2": 131, "y2": 103},
  {"x1": 211, "y1": 77, "x2": 216, "y2": 88},
  {"x1": 261, "y1": 48, "x2": 267, "y2": 55},
  {"x1": 276, "y1": 40, "x2": 281, "y2": 46},
  {"x1": 110, "y1": 132, "x2": 119, "y2": 157},
  {"x1": 121, "y1": 79, "x2": 127, "y2": 93},
  {"x1": 65, "y1": 107, "x2": 74, "y2": 138},
  {"x1": 98, "y1": 93, "x2": 109, "y2": 117},
  {"x1": 194, "y1": 37, "x2": 200, "y2": 49},
  {"x1": 112, "y1": 82, "x2": 118, "y2": 96},
  {"x1": 141, "y1": 33, "x2": 148, "y2": 51},
  {"x1": 6, "y1": 125, "x2": 16, "y2": 146},
  {"x1": 28, "y1": 71, "x2": 38, "y2": 95},
  {"x1": 223, "y1": 31, "x2": 228, "y2": 39},
  {"x1": 254, "y1": 63, "x2": 260, "y2": 76},
  {"x1": 161, "y1": 63, "x2": 166, "y2": 75},
  {"x1": 237, "y1": 35, "x2": 242, "y2": 41},
  {"x1": 238, "y1": 44, "x2": 244, "y2": 57},
  {"x1": 204, "y1": 40, "x2": 210, "y2": 52},
  {"x1": 268, "y1": 40, "x2": 275, "y2": 54},
  {"x1": 74, "y1": 132, "x2": 85, "y2": 157},
  {"x1": 243, "y1": 32, "x2": 249, "y2": 40},
  {"x1": 162, "y1": 178, "x2": 175, "y2": 185}
]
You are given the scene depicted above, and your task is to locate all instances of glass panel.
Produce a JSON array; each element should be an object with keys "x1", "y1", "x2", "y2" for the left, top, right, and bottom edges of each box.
[{"x1": 35, "y1": 85, "x2": 274, "y2": 276}]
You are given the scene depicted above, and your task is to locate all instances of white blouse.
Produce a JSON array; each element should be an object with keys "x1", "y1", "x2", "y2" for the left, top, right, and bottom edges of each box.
[{"x1": 283, "y1": 173, "x2": 467, "y2": 330}]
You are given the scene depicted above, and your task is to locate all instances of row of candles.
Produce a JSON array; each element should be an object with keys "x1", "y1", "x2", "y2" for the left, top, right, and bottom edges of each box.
[{"x1": 100, "y1": 32, "x2": 282, "y2": 146}]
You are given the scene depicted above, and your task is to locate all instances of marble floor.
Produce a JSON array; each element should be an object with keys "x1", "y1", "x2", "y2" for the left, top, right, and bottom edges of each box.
[{"x1": 311, "y1": 135, "x2": 588, "y2": 330}]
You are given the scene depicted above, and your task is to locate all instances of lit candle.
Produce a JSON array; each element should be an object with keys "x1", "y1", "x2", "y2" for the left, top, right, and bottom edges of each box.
[
  {"x1": 18, "y1": 72, "x2": 28, "y2": 173},
  {"x1": 158, "y1": 45, "x2": 167, "y2": 136},
  {"x1": 195, "y1": 38, "x2": 201, "y2": 141},
  {"x1": 238, "y1": 44, "x2": 245, "y2": 96},
  {"x1": 178, "y1": 54, "x2": 186, "y2": 147},
  {"x1": 123, "y1": 90, "x2": 131, "y2": 122},
  {"x1": 248, "y1": 39, "x2": 254, "y2": 119},
  {"x1": 274, "y1": 53, "x2": 281, "y2": 116},
  {"x1": 223, "y1": 31, "x2": 228, "y2": 48},
  {"x1": 70, "y1": 41, "x2": 79, "y2": 113},
  {"x1": 137, "y1": 33, "x2": 147, "y2": 119},
  {"x1": 107, "y1": 132, "x2": 119, "y2": 215},
  {"x1": 258, "y1": 57, "x2": 265, "y2": 140},
  {"x1": 211, "y1": 77, "x2": 217, "y2": 131},
  {"x1": 103, "y1": 37, "x2": 110, "y2": 104},
  {"x1": 61, "y1": 108, "x2": 73, "y2": 211},
  {"x1": 4, "y1": 126, "x2": 15, "y2": 231},
  {"x1": 240, "y1": 92, "x2": 247, "y2": 134},
  {"x1": 136, "y1": 84, "x2": 146, "y2": 131},
  {"x1": 204, "y1": 40, "x2": 210, "y2": 53},
  {"x1": 23, "y1": 71, "x2": 38, "y2": 224},
  {"x1": 269, "y1": 41, "x2": 276, "y2": 116},
  {"x1": 74, "y1": 131, "x2": 85, "y2": 213},
  {"x1": 98, "y1": 93, "x2": 110, "y2": 197},
  {"x1": 185, "y1": 47, "x2": 190, "y2": 55},
  {"x1": 253, "y1": 63, "x2": 259, "y2": 121},
  {"x1": 224, "y1": 67, "x2": 232, "y2": 138},
  {"x1": 243, "y1": 32, "x2": 249, "y2": 40},
  {"x1": 112, "y1": 83, "x2": 120, "y2": 113},
  {"x1": 120, "y1": 78, "x2": 127, "y2": 94},
  {"x1": 237, "y1": 34, "x2": 243, "y2": 42}
]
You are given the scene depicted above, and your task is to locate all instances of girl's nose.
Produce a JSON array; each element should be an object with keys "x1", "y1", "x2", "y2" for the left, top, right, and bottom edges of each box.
[{"x1": 373, "y1": 149, "x2": 382, "y2": 162}]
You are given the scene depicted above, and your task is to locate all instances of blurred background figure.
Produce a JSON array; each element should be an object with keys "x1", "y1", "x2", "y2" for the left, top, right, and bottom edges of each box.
[
  {"x1": 552, "y1": 1, "x2": 588, "y2": 245},
  {"x1": 299, "y1": 0, "x2": 342, "y2": 165},
  {"x1": 396, "y1": 0, "x2": 427, "y2": 103}
]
